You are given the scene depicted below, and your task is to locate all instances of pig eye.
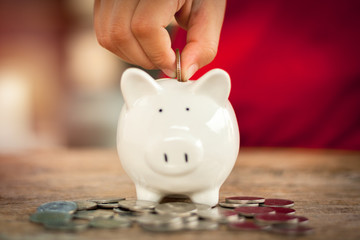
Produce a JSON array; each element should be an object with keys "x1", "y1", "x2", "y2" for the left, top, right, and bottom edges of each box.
[
  {"x1": 158, "y1": 108, "x2": 163, "y2": 113},
  {"x1": 185, "y1": 107, "x2": 190, "y2": 111}
]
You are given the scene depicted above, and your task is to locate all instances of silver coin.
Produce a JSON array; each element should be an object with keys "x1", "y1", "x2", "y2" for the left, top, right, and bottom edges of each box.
[
  {"x1": 187, "y1": 220, "x2": 218, "y2": 230},
  {"x1": 118, "y1": 199, "x2": 157, "y2": 212},
  {"x1": 137, "y1": 213, "x2": 182, "y2": 226},
  {"x1": 43, "y1": 221, "x2": 89, "y2": 231},
  {"x1": 37, "y1": 201, "x2": 77, "y2": 214},
  {"x1": 97, "y1": 203, "x2": 119, "y2": 209},
  {"x1": 75, "y1": 200, "x2": 97, "y2": 211},
  {"x1": 140, "y1": 221, "x2": 184, "y2": 232},
  {"x1": 219, "y1": 201, "x2": 259, "y2": 208},
  {"x1": 182, "y1": 215, "x2": 199, "y2": 223},
  {"x1": 30, "y1": 211, "x2": 72, "y2": 225},
  {"x1": 90, "y1": 197, "x2": 125, "y2": 204},
  {"x1": 198, "y1": 207, "x2": 244, "y2": 224},
  {"x1": 225, "y1": 196, "x2": 265, "y2": 204},
  {"x1": 74, "y1": 209, "x2": 114, "y2": 220},
  {"x1": 155, "y1": 202, "x2": 197, "y2": 217},
  {"x1": 194, "y1": 203, "x2": 213, "y2": 211},
  {"x1": 89, "y1": 217, "x2": 132, "y2": 229}
]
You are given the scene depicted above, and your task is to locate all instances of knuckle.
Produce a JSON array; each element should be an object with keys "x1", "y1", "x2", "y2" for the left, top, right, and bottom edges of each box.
[
  {"x1": 131, "y1": 18, "x2": 154, "y2": 38},
  {"x1": 96, "y1": 34, "x2": 111, "y2": 49},
  {"x1": 201, "y1": 43, "x2": 218, "y2": 63},
  {"x1": 109, "y1": 26, "x2": 132, "y2": 44}
]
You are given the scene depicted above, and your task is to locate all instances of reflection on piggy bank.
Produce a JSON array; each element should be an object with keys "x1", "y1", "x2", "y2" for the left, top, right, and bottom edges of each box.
[{"x1": 117, "y1": 68, "x2": 239, "y2": 206}]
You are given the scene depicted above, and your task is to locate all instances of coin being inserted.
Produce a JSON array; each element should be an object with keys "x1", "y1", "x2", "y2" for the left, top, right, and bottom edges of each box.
[{"x1": 175, "y1": 49, "x2": 182, "y2": 82}]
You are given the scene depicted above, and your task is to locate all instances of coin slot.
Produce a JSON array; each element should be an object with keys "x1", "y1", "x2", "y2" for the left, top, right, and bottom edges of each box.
[
  {"x1": 185, "y1": 153, "x2": 188, "y2": 163},
  {"x1": 164, "y1": 153, "x2": 168, "y2": 163}
]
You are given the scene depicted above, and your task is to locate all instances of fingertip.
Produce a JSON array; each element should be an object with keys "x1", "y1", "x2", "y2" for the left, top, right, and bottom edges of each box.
[
  {"x1": 162, "y1": 68, "x2": 176, "y2": 78},
  {"x1": 184, "y1": 64, "x2": 198, "y2": 80}
]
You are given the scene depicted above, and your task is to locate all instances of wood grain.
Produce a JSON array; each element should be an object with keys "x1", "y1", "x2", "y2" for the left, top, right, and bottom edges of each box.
[{"x1": 0, "y1": 148, "x2": 359, "y2": 240}]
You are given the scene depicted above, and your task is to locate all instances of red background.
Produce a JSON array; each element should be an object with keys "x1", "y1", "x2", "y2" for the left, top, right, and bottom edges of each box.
[{"x1": 173, "y1": 0, "x2": 360, "y2": 150}]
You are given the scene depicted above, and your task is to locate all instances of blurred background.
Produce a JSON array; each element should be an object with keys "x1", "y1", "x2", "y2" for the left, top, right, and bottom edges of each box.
[{"x1": 0, "y1": 0, "x2": 131, "y2": 152}]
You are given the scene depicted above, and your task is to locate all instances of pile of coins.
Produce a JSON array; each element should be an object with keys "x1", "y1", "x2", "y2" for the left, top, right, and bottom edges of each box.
[{"x1": 29, "y1": 196, "x2": 313, "y2": 235}]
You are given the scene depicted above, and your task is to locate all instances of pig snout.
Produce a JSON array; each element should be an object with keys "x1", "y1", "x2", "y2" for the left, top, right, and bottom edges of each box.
[{"x1": 146, "y1": 135, "x2": 203, "y2": 176}]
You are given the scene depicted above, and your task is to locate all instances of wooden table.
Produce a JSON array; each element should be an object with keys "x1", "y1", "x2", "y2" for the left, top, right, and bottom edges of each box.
[{"x1": 0, "y1": 148, "x2": 359, "y2": 240}]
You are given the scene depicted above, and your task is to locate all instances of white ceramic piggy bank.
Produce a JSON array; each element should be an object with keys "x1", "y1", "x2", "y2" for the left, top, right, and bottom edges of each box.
[{"x1": 117, "y1": 68, "x2": 239, "y2": 206}]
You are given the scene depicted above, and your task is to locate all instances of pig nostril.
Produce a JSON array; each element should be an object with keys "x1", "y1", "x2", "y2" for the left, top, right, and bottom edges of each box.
[
  {"x1": 164, "y1": 153, "x2": 168, "y2": 163},
  {"x1": 185, "y1": 153, "x2": 188, "y2": 163}
]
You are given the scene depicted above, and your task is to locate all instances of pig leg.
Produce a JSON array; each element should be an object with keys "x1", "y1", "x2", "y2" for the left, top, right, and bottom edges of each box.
[
  {"x1": 190, "y1": 188, "x2": 220, "y2": 207},
  {"x1": 135, "y1": 184, "x2": 163, "y2": 203}
]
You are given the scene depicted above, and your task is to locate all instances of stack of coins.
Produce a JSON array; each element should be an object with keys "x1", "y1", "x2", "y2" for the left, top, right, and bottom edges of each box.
[{"x1": 29, "y1": 196, "x2": 313, "y2": 235}]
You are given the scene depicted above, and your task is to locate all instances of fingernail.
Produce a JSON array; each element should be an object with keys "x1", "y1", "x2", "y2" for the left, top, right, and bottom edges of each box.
[
  {"x1": 162, "y1": 68, "x2": 176, "y2": 78},
  {"x1": 185, "y1": 64, "x2": 198, "y2": 80}
]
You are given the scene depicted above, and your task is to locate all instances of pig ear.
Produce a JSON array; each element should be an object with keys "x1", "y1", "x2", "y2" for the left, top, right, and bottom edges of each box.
[
  {"x1": 189, "y1": 69, "x2": 231, "y2": 105},
  {"x1": 121, "y1": 68, "x2": 162, "y2": 108}
]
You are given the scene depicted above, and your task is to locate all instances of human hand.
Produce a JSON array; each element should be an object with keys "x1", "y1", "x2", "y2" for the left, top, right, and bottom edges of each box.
[{"x1": 94, "y1": 0, "x2": 226, "y2": 80}]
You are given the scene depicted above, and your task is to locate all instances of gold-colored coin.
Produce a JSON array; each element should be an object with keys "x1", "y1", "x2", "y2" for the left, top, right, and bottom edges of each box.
[{"x1": 176, "y1": 49, "x2": 186, "y2": 82}]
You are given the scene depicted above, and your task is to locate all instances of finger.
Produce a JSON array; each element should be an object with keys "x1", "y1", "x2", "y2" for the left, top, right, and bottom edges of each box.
[
  {"x1": 179, "y1": 0, "x2": 226, "y2": 80},
  {"x1": 132, "y1": 0, "x2": 183, "y2": 77},
  {"x1": 110, "y1": 0, "x2": 157, "y2": 69},
  {"x1": 94, "y1": 0, "x2": 132, "y2": 63},
  {"x1": 94, "y1": 0, "x2": 156, "y2": 69}
]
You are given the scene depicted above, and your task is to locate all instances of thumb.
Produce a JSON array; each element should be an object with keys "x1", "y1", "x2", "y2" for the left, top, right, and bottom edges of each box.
[{"x1": 180, "y1": 0, "x2": 226, "y2": 80}]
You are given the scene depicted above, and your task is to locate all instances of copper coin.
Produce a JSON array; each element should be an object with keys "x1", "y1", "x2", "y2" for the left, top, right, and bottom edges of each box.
[
  {"x1": 262, "y1": 198, "x2": 294, "y2": 208},
  {"x1": 176, "y1": 49, "x2": 185, "y2": 82},
  {"x1": 270, "y1": 207, "x2": 296, "y2": 215},
  {"x1": 255, "y1": 213, "x2": 298, "y2": 224},
  {"x1": 293, "y1": 215, "x2": 309, "y2": 225},
  {"x1": 234, "y1": 206, "x2": 275, "y2": 217}
]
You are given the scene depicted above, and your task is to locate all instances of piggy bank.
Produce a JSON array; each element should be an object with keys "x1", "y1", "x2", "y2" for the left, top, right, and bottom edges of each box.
[{"x1": 117, "y1": 68, "x2": 239, "y2": 206}]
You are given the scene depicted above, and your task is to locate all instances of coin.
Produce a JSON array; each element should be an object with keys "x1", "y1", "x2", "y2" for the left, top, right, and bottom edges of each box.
[
  {"x1": 118, "y1": 199, "x2": 157, "y2": 212},
  {"x1": 155, "y1": 202, "x2": 197, "y2": 217},
  {"x1": 43, "y1": 221, "x2": 89, "y2": 231},
  {"x1": 97, "y1": 203, "x2": 119, "y2": 209},
  {"x1": 182, "y1": 215, "x2": 199, "y2": 223},
  {"x1": 30, "y1": 211, "x2": 72, "y2": 225},
  {"x1": 89, "y1": 217, "x2": 132, "y2": 229},
  {"x1": 140, "y1": 221, "x2": 184, "y2": 232},
  {"x1": 225, "y1": 196, "x2": 265, "y2": 204},
  {"x1": 75, "y1": 200, "x2": 97, "y2": 211},
  {"x1": 262, "y1": 198, "x2": 294, "y2": 208},
  {"x1": 175, "y1": 48, "x2": 183, "y2": 82},
  {"x1": 137, "y1": 213, "x2": 182, "y2": 226},
  {"x1": 255, "y1": 213, "x2": 298, "y2": 224},
  {"x1": 74, "y1": 209, "x2": 114, "y2": 220},
  {"x1": 234, "y1": 206, "x2": 276, "y2": 217},
  {"x1": 194, "y1": 203, "x2": 212, "y2": 211},
  {"x1": 219, "y1": 201, "x2": 259, "y2": 208},
  {"x1": 188, "y1": 220, "x2": 218, "y2": 230},
  {"x1": 270, "y1": 207, "x2": 296, "y2": 215},
  {"x1": 228, "y1": 221, "x2": 271, "y2": 231},
  {"x1": 37, "y1": 201, "x2": 77, "y2": 214},
  {"x1": 198, "y1": 208, "x2": 243, "y2": 223},
  {"x1": 90, "y1": 197, "x2": 125, "y2": 204},
  {"x1": 293, "y1": 215, "x2": 309, "y2": 225}
]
